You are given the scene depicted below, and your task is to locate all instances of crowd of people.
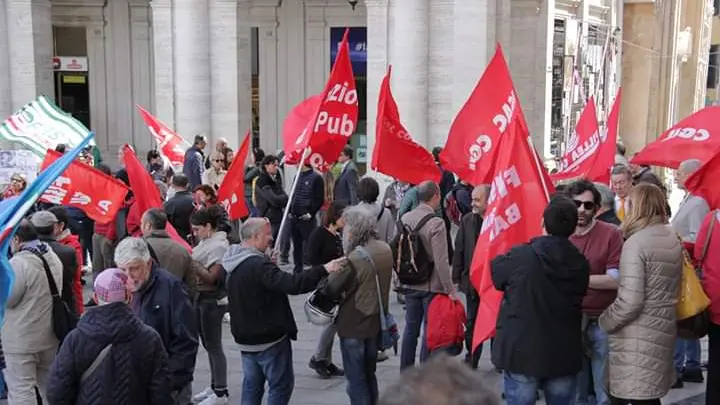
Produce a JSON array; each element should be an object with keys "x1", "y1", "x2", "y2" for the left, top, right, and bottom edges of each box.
[{"x1": 0, "y1": 137, "x2": 717, "y2": 405}]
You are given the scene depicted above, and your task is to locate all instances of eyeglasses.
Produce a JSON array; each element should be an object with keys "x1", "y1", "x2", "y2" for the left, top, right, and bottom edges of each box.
[
  {"x1": 213, "y1": 159, "x2": 225, "y2": 163},
  {"x1": 573, "y1": 200, "x2": 596, "y2": 211}
]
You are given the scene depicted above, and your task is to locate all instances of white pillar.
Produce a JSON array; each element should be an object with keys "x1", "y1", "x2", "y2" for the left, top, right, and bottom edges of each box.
[
  {"x1": 0, "y1": 2, "x2": 11, "y2": 121},
  {"x1": 428, "y1": 0, "x2": 454, "y2": 148},
  {"x1": 389, "y1": 0, "x2": 429, "y2": 146},
  {"x1": 209, "y1": 0, "x2": 240, "y2": 147},
  {"x1": 258, "y1": 23, "x2": 279, "y2": 153},
  {"x1": 237, "y1": 4, "x2": 253, "y2": 146},
  {"x1": 173, "y1": 0, "x2": 211, "y2": 138},
  {"x1": 151, "y1": 0, "x2": 175, "y2": 129},
  {"x1": 6, "y1": 0, "x2": 53, "y2": 111}
]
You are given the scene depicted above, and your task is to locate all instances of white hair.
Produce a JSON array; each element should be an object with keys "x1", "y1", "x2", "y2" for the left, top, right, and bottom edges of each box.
[
  {"x1": 343, "y1": 206, "x2": 378, "y2": 251},
  {"x1": 113, "y1": 237, "x2": 151, "y2": 266},
  {"x1": 240, "y1": 218, "x2": 268, "y2": 241},
  {"x1": 679, "y1": 159, "x2": 702, "y2": 175}
]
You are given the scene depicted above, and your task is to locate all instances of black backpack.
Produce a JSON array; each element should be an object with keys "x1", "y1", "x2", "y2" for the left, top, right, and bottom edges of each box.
[{"x1": 391, "y1": 213, "x2": 435, "y2": 285}]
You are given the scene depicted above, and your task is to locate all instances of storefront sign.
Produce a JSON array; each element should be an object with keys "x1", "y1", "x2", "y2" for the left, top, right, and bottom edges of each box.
[
  {"x1": 330, "y1": 27, "x2": 366, "y2": 75},
  {"x1": 53, "y1": 56, "x2": 89, "y2": 72}
]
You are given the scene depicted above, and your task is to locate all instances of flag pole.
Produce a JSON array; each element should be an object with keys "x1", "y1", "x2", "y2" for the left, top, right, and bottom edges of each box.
[
  {"x1": 273, "y1": 147, "x2": 310, "y2": 258},
  {"x1": 528, "y1": 136, "x2": 551, "y2": 201}
]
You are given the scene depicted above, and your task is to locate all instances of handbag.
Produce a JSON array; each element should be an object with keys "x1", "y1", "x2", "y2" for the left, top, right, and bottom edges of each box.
[
  {"x1": 356, "y1": 246, "x2": 400, "y2": 354},
  {"x1": 32, "y1": 251, "x2": 77, "y2": 342},
  {"x1": 676, "y1": 212, "x2": 715, "y2": 339}
]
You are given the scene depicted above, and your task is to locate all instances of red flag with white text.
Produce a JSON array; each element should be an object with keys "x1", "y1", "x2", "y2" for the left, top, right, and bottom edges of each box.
[
  {"x1": 372, "y1": 67, "x2": 441, "y2": 185},
  {"x1": 440, "y1": 45, "x2": 525, "y2": 185},
  {"x1": 470, "y1": 123, "x2": 552, "y2": 350},
  {"x1": 218, "y1": 131, "x2": 251, "y2": 220},
  {"x1": 40, "y1": 150, "x2": 129, "y2": 224},
  {"x1": 551, "y1": 97, "x2": 601, "y2": 182},
  {"x1": 590, "y1": 88, "x2": 622, "y2": 184},
  {"x1": 137, "y1": 106, "x2": 189, "y2": 167},
  {"x1": 283, "y1": 95, "x2": 322, "y2": 166},
  {"x1": 283, "y1": 29, "x2": 358, "y2": 171},
  {"x1": 122, "y1": 145, "x2": 192, "y2": 252},
  {"x1": 631, "y1": 106, "x2": 720, "y2": 169}
]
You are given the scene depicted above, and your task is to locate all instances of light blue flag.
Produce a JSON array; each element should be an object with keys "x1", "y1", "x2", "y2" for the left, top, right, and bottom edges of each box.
[{"x1": 0, "y1": 132, "x2": 95, "y2": 324}]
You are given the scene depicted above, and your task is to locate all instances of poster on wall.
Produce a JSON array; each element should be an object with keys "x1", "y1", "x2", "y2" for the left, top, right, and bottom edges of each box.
[
  {"x1": 330, "y1": 27, "x2": 367, "y2": 75},
  {"x1": 0, "y1": 150, "x2": 40, "y2": 185}
]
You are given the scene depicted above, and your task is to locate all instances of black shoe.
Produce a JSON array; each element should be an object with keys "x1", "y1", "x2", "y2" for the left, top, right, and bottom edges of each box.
[
  {"x1": 671, "y1": 378, "x2": 684, "y2": 389},
  {"x1": 327, "y1": 363, "x2": 344, "y2": 377},
  {"x1": 308, "y1": 357, "x2": 331, "y2": 379},
  {"x1": 85, "y1": 298, "x2": 97, "y2": 307},
  {"x1": 682, "y1": 368, "x2": 704, "y2": 383}
]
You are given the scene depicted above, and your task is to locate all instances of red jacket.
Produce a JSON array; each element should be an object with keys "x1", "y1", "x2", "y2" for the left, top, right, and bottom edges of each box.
[
  {"x1": 426, "y1": 294, "x2": 466, "y2": 352},
  {"x1": 695, "y1": 210, "x2": 720, "y2": 324},
  {"x1": 57, "y1": 231, "x2": 85, "y2": 315}
]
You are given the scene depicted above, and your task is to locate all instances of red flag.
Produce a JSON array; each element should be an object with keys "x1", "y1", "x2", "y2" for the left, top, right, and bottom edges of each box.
[
  {"x1": 283, "y1": 28, "x2": 358, "y2": 171},
  {"x1": 218, "y1": 131, "x2": 251, "y2": 219},
  {"x1": 40, "y1": 150, "x2": 129, "y2": 224},
  {"x1": 372, "y1": 66, "x2": 441, "y2": 185},
  {"x1": 122, "y1": 145, "x2": 192, "y2": 252},
  {"x1": 591, "y1": 88, "x2": 622, "y2": 184},
  {"x1": 137, "y1": 106, "x2": 189, "y2": 167},
  {"x1": 551, "y1": 97, "x2": 601, "y2": 182},
  {"x1": 440, "y1": 45, "x2": 525, "y2": 185},
  {"x1": 631, "y1": 106, "x2": 720, "y2": 169},
  {"x1": 282, "y1": 95, "x2": 322, "y2": 166},
  {"x1": 470, "y1": 122, "x2": 552, "y2": 350},
  {"x1": 686, "y1": 149, "x2": 720, "y2": 209}
]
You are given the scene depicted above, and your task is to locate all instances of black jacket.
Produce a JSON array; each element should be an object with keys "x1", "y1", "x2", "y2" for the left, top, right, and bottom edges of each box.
[
  {"x1": 491, "y1": 235, "x2": 590, "y2": 379},
  {"x1": 452, "y1": 212, "x2": 483, "y2": 294},
  {"x1": 131, "y1": 266, "x2": 198, "y2": 391},
  {"x1": 597, "y1": 209, "x2": 621, "y2": 226},
  {"x1": 334, "y1": 162, "x2": 359, "y2": 206},
  {"x1": 46, "y1": 303, "x2": 173, "y2": 405},
  {"x1": 39, "y1": 235, "x2": 78, "y2": 316},
  {"x1": 254, "y1": 171, "x2": 288, "y2": 224},
  {"x1": 290, "y1": 169, "x2": 324, "y2": 218},
  {"x1": 223, "y1": 246, "x2": 327, "y2": 345},
  {"x1": 163, "y1": 190, "x2": 195, "y2": 242}
]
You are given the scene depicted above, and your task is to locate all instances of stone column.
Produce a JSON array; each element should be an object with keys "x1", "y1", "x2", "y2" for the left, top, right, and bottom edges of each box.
[
  {"x1": 6, "y1": 0, "x2": 53, "y2": 111},
  {"x1": 0, "y1": 2, "x2": 11, "y2": 121},
  {"x1": 209, "y1": 0, "x2": 240, "y2": 147},
  {"x1": 427, "y1": 0, "x2": 454, "y2": 148},
  {"x1": 364, "y1": 0, "x2": 389, "y2": 182},
  {"x1": 389, "y1": 0, "x2": 429, "y2": 146},
  {"x1": 150, "y1": 0, "x2": 175, "y2": 129},
  {"x1": 257, "y1": 23, "x2": 279, "y2": 153},
  {"x1": 173, "y1": 0, "x2": 211, "y2": 138},
  {"x1": 237, "y1": 3, "x2": 253, "y2": 147}
]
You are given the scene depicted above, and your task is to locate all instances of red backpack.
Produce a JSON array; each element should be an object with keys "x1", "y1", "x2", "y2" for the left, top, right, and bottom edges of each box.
[{"x1": 427, "y1": 294, "x2": 466, "y2": 352}]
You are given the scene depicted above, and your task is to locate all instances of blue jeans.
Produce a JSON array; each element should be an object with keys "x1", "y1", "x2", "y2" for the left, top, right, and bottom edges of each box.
[
  {"x1": 340, "y1": 337, "x2": 379, "y2": 405},
  {"x1": 400, "y1": 290, "x2": 434, "y2": 369},
  {"x1": 241, "y1": 338, "x2": 294, "y2": 405},
  {"x1": 576, "y1": 321, "x2": 610, "y2": 405},
  {"x1": 505, "y1": 372, "x2": 576, "y2": 405},
  {"x1": 674, "y1": 338, "x2": 701, "y2": 373}
]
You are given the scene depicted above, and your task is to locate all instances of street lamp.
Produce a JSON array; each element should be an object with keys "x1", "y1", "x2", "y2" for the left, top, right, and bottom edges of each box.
[{"x1": 348, "y1": 0, "x2": 358, "y2": 10}]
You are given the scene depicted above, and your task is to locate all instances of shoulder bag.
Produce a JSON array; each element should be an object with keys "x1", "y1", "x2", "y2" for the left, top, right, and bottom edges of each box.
[
  {"x1": 32, "y1": 251, "x2": 77, "y2": 342},
  {"x1": 356, "y1": 246, "x2": 400, "y2": 354}
]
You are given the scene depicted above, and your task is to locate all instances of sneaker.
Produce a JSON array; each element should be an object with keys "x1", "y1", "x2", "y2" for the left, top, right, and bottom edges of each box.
[
  {"x1": 327, "y1": 363, "x2": 345, "y2": 377},
  {"x1": 377, "y1": 351, "x2": 389, "y2": 362},
  {"x1": 198, "y1": 393, "x2": 229, "y2": 405},
  {"x1": 308, "y1": 357, "x2": 331, "y2": 379},
  {"x1": 682, "y1": 368, "x2": 704, "y2": 383},
  {"x1": 192, "y1": 387, "x2": 214, "y2": 403}
]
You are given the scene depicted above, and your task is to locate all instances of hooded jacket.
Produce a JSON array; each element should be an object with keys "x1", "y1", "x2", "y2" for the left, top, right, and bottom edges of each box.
[
  {"x1": 491, "y1": 235, "x2": 590, "y2": 379},
  {"x1": 46, "y1": 303, "x2": 173, "y2": 405},
  {"x1": 253, "y1": 171, "x2": 288, "y2": 224},
  {"x1": 223, "y1": 245, "x2": 327, "y2": 346}
]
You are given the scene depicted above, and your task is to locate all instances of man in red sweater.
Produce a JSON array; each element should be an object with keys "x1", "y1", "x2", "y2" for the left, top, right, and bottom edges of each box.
[
  {"x1": 564, "y1": 180, "x2": 624, "y2": 405},
  {"x1": 48, "y1": 206, "x2": 85, "y2": 315}
]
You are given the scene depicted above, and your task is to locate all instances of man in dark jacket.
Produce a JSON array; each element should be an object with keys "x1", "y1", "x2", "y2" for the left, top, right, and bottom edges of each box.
[
  {"x1": 593, "y1": 183, "x2": 621, "y2": 226},
  {"x1": 114, "y1": 238, "x2": 198, "y2": 405},
  {"x1": 183, "y1": 134, "x2": 207, "y2": 190},
  {"x1": 451, "y1": 185, "x2": 489, "y2": 369},
  {"x1": 164, "y1": 174, "x2": 196, "y2": 243},
  {"x1": 254, "y1": 155, "x2": 289, "y2": 244},
  {"x1": 334, "y1": 146, "x2": 359, "y2": 206},
  {"x1": 222, "y1": 218, "x2": 344, "y2": 405},
  {"x1": 46, "y1": 268, "x2": 172, "y2": 405},
  {"x1": 491, "y1": 196, "x2": 590, "y2": 405},
  {"x1": 289, "y1": 163, "x2": 324, "y2": 273},
  {"x1": 30, "y1": 211, "x2": 79, "y2": 316}
]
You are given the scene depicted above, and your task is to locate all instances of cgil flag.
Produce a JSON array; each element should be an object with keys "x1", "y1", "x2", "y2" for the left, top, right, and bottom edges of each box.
[
  {"x1": 551, "y1": 97, "x2": 601, "y2": 182},
  {"x1": 137, "y1": 106, "x2": 190, "y2": 167},
  {"x1": 218, "y1": 131, "x2": 251, "y2": 220}
]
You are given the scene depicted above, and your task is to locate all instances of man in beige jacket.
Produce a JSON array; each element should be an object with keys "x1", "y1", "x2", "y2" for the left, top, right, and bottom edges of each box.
[
  {"x1": 2, "y1": 220, "x2": 63, "y2": 405},
  {"x1": 398, "y1": 181, "x2": 458, "y2": 370}
]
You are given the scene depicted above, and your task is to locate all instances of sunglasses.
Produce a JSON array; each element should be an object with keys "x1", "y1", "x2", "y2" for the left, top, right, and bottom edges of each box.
[{"x1": 573, "y1": 200, "x2": 596, "y2": 210}]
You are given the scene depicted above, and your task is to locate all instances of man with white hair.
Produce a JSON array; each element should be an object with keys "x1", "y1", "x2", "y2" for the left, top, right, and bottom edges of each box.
[
  {"x1": 593, "y1": 183, "x2": 621, "y2": 226},
  {"x1": 114, "y1": 237, "x2": 198, "y2": 404},
  {"x1": 671, "y1": 158, "x2": 710, "y2": 388}
]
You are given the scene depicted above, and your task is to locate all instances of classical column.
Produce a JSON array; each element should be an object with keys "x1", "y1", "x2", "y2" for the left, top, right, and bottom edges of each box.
[
  {"x1": 389, "y1": 0, "x2": 429, "y2": 146},
  {"x1": 0, "y1": 2, "x2": 11, "y2": 121},
  {"x1": 237, "y1": 3, "x2": 253, "y2": 145},
  {"x1": 6, "y1": 0, "x2": 53, "y2": 111},
  {"x1": 209, "y1": 0, "x2": 240, "y2": 146},
  {"x1": 150, "y1": 0, "x2": 176, "y2": 129},
  {"x1": 173, "y1": 0, "x2": 211, "y2": 138},
  {"x1": 257, "y1": 23, "x2": 279, "y2": 153},
  {"x1": 427, "y1": 0, "x2": 454, "y2": 148},
  {"x1": 363, "y1": 0, "x2": 389, "y2": 182}
]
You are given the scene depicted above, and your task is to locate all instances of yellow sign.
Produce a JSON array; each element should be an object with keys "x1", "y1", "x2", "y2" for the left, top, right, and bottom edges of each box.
[{"x1": 62, "y1": 75, "x2": 86, "y2": 84}]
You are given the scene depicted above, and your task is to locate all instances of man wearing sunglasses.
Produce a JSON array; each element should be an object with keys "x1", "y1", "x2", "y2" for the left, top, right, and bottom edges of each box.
[{"x1": 564, "y1": 180, "x2": 624, "y2": 405}]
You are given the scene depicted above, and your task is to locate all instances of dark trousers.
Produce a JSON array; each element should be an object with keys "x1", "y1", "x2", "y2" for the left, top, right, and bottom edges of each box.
[
  {"x1": 290, "y1": 218, "x2": 315, "y2": 273},
  {"x1": 271, "y1": 222, "x2": 281, "y2": 249},
  {"x1": 707, "y1": 322, "x2": 720, "y2": 405},
  {"x1": 340, "y1": 337, "x2": 379, "y2": 405},
  {"x1": 609, "y1": 398, "x2": 661, "y2": 405},
  {"x1": 465, "y1": 290, "x2": 482, "y2": 369},
  {"x1": 400, "y1": 290, "x2": 434, "y2": 369}
]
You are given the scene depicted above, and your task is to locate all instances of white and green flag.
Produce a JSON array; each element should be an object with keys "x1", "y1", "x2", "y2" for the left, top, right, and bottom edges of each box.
[{"x1": 0, "y1": 96, "x2": 94, "y2": 157}]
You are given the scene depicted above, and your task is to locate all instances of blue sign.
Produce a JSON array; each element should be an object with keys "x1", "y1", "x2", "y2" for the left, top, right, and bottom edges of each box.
[{"x1": 330, "y1": 27, "x2": 367, "y2": 76}]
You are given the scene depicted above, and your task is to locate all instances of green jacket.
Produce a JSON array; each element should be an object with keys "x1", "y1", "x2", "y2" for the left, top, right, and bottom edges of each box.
[{"x1": 398, "y1": 187, "x2": 442, "y2": 219}]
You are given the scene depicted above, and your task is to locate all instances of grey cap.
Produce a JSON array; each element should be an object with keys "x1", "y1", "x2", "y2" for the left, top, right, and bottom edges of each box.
[{"x1": 30, "y1": 211, "x2": 58, "y2": 228}]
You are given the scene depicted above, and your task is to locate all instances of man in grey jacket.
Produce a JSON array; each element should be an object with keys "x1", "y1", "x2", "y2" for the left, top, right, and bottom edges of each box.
[{"x1": 3, "y1": 220, "x2": 63, "y2": 404}]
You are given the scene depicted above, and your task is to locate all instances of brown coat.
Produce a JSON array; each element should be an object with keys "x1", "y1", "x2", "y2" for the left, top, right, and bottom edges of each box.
[
  {"x1": 144, "y1": 230, "x2": 197, "y2": 295},
  {"x1": 399, "y1": 203, "x2": 454, "y2": 294},
  {"x1": 599, "y1": 224, "x2": 683, "y2": 400}
]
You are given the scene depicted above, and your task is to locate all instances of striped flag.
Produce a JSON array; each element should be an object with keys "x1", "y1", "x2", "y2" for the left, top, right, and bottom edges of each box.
[
  {"x1": 0, "y1": 132, "x2": 95, "y2": 324},
  {"x1": 0, "y1": 96, "x2": 95, "y2": 157}
]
